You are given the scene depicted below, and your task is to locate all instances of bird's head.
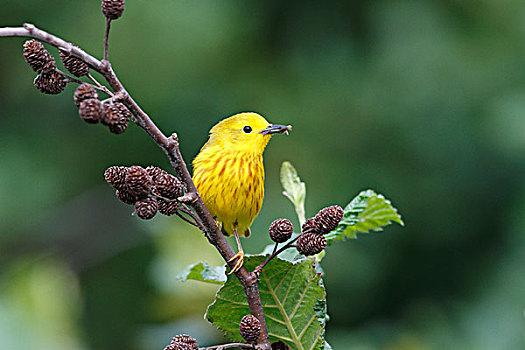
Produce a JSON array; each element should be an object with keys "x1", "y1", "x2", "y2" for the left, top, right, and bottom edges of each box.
[{"x1": 207, "y1": 112, "x2": 291, "y2": 153}]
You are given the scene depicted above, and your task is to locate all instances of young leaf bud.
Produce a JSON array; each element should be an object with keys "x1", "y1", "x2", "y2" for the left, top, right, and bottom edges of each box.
[
  {"x1": 313, "y1": 205, "x2": 344, "y2": 235},
  {"x1": 269, "y1": 218, "x2": 293, "y2": 243},
  {"x1": 59, "y1": 49, "x2": 90, "y2": 77},
  {"x1": 296, "y1": 232, "x2": 327, "y2": 256},
  {"x1": 239, "y1": 314, "x2": 261, "y2": 344}
]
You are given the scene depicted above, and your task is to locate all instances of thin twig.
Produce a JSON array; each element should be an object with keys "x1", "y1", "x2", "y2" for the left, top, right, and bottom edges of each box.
[
  {"x1": 253, "y1": 235, "x2": 302, "y2": 275},
  {"x1": 104, "y1": 18, "x2": 111, "y2": 61},
  {"x1": 56, "y1": 69, "x2": 85, "y2": 84},
  {"x1": 87, "y1": 73, "x2": 113, "y2": 96},
  {"x1": 174, "y1": 210, "x2": 199, "y2": 227},
  {"x1": 179, "y1": 204, "x2": 207, "y2": 232},
  {"x1": 199, "y1": 343, "x2": 255, "y2": 350}
]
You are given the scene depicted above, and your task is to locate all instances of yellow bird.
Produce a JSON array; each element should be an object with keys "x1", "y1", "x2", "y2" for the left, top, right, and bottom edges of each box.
[{"x1": 193, "y1": 112, "x2": 291, "y2": 273}]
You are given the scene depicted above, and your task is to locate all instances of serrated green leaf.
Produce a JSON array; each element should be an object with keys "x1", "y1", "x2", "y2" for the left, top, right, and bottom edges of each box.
[
  {"x1": 280, "y1": 161, "x2": 306, "y2": 225},
  {"x1": 325, "y1": 189, "x2": 403, "y2": 243},
  {"x1": 206, "y1": 256, "x2": 326, "y2": 350},
  {"x1": 177, "y1": 261, "x2": 226, "y2": 285}
]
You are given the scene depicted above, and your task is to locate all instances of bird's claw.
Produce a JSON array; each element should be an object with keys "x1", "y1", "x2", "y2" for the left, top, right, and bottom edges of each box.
[{"x1": 228, "y1": 250, "x2": 245, "y2": 275}]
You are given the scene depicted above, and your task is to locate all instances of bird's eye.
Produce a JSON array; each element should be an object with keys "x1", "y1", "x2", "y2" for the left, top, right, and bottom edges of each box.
[{"x1": 243, "y1": 126, "x2": 252, "y2": 133}]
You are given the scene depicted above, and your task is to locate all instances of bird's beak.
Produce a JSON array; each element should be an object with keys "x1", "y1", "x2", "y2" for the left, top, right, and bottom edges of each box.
[{"x1": 260, "y1": 124, "x2": 292, "y2": 136}]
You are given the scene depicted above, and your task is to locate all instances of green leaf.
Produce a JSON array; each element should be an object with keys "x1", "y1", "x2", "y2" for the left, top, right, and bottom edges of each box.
[
  {"x1": 177, "y1": 261, "x2": 226, "y2": 285},
  {"x1": 280, "y1": 161, "x2": 306, "y2": 226},
  {"x1": 206, "y1": 256, "x2": 326, "y2": 350},
  {"x1": 325, "y1": 189, "x2": 404, "y2": 243}
]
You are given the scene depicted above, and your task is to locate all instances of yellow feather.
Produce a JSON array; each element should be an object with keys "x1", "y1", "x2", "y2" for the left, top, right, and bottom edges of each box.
[{"x1": 192, "y1": 112, "x2": 286, "y2": 237}]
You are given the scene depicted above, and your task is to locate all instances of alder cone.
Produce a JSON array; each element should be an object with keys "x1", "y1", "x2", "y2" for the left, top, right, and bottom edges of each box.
[
  {"x1": 79, "y1": 99, "x2": 103, "y2": 124},
  {"x1": 313, "y1": 205, "x2": 344, "y2": 234},
  {"x1": 74, "y1": 83, "x2": 98, "y2": 106},
  {"x1": 164, "y1": 343, "x2": 191, "y2": 350},
  {"x1": 157, "y1": 199, "x2": 179, "y2": 216},
  {"x1": 269, "y1": 218, "x2": 293, "y2": 243},
  {"x1": 170, "y1": 334, "x2": 198, "y2": 350},
  {"x1": 34, "y1": 63, "x2": 67, "y2": 95},
  {"x1": 301, "y1": 217, "x2": 317, "y2": 234},
  {"x1": 59, "y1": 50, "x2": 90, "y2": 77},
  {"x1": 135, "y1": 196, "x2": 157, "y2": 220},
  {"x1": 102, "y1": 0, "x2": 125, "y2": 20},
  {"x1": 104, "y1": 165, "x2": 127, "y2": 190},
  {"x1": 102, "y1": 102, "x2": 131, "y2": 134},
  {"x1": 125, "y1": 165, "x2": 153, "y2": 199},
  {"x1": 272, "y1": 341, "x2": 291, "y2": 350},
  {"x1": 116, "y1": 189, "x2": 136, "y2": 205},
  {"x1": 155, "y1": 172, "x2": 184, "y2": 199},
  {"x1": 239, "y1": 314, "x2": 261, "y2": 344},
  {"x1": 146, "y1": 165, "x2": 165, "y2": 181},
  {"x1": 296, "y1": 232, "x2": 327, "y2": 256},
  {"x1": 23, "y1": 39, "x2": 54, "y2": 72}
]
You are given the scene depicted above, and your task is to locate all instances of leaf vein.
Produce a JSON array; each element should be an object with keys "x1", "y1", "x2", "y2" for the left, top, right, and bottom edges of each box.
[{"x1": 290, "y1": 275, "x2": 313, "y2": 319}]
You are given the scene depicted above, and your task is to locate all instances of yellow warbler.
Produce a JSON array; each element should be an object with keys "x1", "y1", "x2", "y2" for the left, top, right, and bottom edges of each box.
[{"x1": 193, "y1": 112, "x2": 291, "y2": 273}]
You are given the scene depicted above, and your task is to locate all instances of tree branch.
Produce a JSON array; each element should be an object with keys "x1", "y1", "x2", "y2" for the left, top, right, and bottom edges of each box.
[
  {"x1": 199, "y1": 343, "x2": 255, "y2": 350},
  {"x1": 104, "y1": 18, "x2": 111, "y2": 61},
  {"x1": 0, "y1": 23, "x2": 271, "y2": 349}
]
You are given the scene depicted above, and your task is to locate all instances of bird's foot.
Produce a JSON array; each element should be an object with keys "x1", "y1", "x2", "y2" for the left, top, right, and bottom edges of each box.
[{"x1": 228, "y1": 250, "x2": 245, "y2": 275}]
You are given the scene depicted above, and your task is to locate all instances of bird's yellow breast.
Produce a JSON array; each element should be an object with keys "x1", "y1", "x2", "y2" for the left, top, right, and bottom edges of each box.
[{"x1": 193, "y1": 146, "x2": 265, "y2": 237}]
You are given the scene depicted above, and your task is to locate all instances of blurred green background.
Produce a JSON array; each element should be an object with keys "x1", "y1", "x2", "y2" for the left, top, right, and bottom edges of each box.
[{"x1": 1, "y1": 0, "x2": 524, "y2": 349}]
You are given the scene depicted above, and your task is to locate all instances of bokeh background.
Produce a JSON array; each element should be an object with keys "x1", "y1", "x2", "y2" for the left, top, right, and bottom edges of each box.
[{"x1": 1, "y1": 1, "x2": 524, "y2": 349}]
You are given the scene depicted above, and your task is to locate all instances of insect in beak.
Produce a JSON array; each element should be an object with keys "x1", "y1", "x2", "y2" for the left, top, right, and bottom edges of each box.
[{"x1": 260, "y1": 124, "x2": 292, "y2": 136}]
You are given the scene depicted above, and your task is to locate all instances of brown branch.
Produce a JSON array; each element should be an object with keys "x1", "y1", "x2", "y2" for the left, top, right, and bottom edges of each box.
[
  {"x1": 199, "y1": 343, "x2": 255, "y2": 350},
  {"x1": 0, "y1": 23, "x2": 271, "y2": 349},
  {"x1": 104, "y1": 18, "x2": 111, "y2": 61},
  {"x1": 173, "y1": 209, "x2": 199, "y2": 228}
]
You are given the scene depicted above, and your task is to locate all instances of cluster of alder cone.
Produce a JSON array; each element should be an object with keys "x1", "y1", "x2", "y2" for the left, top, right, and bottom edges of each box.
[
  {"x1": 22, "y1": 39, "x2": 133, "y2": 134},
  {"x1": 269, "y1": 205, "x2": 344, "y2": 256},
  {"x1": 104, "y1": 165, "x2": 185, "y2": 220}
]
